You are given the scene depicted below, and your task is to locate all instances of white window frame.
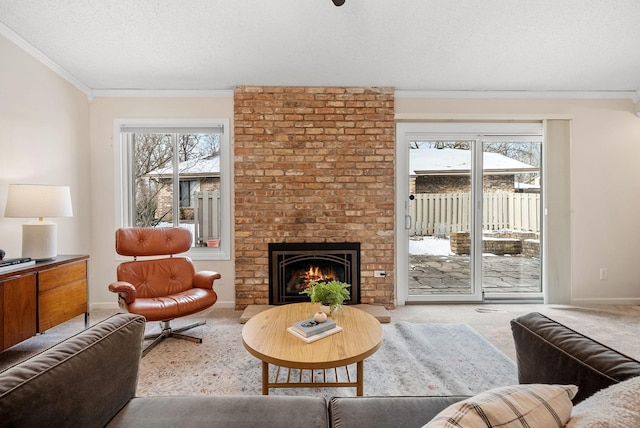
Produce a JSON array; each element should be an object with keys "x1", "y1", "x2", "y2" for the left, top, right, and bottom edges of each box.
[{"x1": 113, "y1": 118, "x2": 231, "y2": 261}]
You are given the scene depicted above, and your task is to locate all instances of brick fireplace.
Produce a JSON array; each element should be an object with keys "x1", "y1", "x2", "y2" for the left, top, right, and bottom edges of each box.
[{"x1": 234, "y1": 86, "x2": 395, "y2": 309}]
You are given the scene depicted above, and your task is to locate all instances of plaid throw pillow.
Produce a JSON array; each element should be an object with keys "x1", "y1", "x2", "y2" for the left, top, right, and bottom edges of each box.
[{"x1": 423, "y1": 384, "x2": 577, "y2": 428}]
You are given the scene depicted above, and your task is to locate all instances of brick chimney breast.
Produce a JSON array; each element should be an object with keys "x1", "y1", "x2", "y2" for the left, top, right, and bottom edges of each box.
[{"x1": 234, "y1": 86, "x2": 395, "y2": 309}]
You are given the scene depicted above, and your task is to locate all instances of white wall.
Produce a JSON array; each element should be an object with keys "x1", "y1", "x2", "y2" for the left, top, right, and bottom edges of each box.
[
  {"x1": 4, "y1": 30, "x2": 640, "y2": 308},
  {"x1": 0, "y1": 35, "x2": 90, "y2": 265},
  {"x1": 395, "y1": 97, "x2": 640, "y2": 304},
  {"x1": 89, "y1": 97, "x2": 236, "y2": 308}
]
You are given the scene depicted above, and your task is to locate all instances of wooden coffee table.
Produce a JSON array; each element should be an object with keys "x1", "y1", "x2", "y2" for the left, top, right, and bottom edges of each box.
[{"x1": 242, "y1": 302, "x2": 383, "y2": 396}]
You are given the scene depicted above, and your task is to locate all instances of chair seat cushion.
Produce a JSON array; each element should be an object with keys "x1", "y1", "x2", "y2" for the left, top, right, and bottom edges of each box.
[
  {"x1": 117, "y1": 257, "x2": 197, "y2": 298},
  {"x1": 127, "y1": 288, "x2": 217, "y2": 321}
]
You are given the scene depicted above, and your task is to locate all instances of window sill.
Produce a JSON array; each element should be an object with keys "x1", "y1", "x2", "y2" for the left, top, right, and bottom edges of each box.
[
  {"x1": 114, "y1": 247, "x2": 230, "y2": 262},
  {"x1": 187, "y1": 247, "x2": 231, "y2": 261}
]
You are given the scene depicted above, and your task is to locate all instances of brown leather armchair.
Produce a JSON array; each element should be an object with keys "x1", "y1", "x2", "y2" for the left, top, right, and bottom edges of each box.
[{"x1": 108, "y1": 227, "x2": 221, "y2": 356}]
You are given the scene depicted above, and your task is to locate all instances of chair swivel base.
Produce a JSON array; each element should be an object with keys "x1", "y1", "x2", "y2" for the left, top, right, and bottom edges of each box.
[{"x1": 142, "y1": 319, "x2": 206, "y2": 357}]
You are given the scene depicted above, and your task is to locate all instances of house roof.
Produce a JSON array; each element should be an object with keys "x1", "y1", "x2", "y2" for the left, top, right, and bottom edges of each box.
[
  {"x1": 146, "y1": 156, "x2": 220, "y2": 178},
  {"x1": 410, "y1": 148, "x2": 537, "y2": 176},
  {"x1": 1, "y1": 1, "x2": 639, "y2": 96}
]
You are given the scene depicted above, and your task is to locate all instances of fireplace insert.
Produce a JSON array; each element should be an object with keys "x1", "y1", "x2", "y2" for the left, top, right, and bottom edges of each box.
[{"x1": 268, "y1": 242, "x2": 360, "y2": 305}]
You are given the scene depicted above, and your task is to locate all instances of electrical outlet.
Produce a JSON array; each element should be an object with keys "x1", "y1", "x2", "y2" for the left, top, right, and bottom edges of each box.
[
  {"x1": 599, "y1": 268, "x2": 608, "y2": 280},
  {"x1": 374, "y1": 270, "x2": 386, "y2": 278}
]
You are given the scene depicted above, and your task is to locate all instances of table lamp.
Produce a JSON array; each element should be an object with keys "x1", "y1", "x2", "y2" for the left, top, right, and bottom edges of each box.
[{"x1": 4, "y1": 184, "x2": 73, "y2": 261}]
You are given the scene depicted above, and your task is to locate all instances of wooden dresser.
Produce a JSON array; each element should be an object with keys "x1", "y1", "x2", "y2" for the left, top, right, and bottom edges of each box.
[{"x1": 0, "y1": 255, "x2": 89, "y2": 351}]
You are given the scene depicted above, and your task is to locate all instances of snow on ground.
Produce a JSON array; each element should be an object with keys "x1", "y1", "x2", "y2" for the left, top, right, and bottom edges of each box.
[
  {"x1": 409, "y1": 236, "x2": 501, "y2": 257},
  {"x1": 409, "y1": 236, "x2": 453, "y2": 256}
]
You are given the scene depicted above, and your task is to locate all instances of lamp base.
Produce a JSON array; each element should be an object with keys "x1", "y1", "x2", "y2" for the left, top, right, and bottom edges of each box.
[{"x1": 22, "y1": 221, "x2": 57, "y2": 261}]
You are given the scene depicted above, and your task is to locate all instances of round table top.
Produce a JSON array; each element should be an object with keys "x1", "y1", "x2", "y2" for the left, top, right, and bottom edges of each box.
[{"x1": 242, "y1": 303, "x2": 383, "y2": 369}]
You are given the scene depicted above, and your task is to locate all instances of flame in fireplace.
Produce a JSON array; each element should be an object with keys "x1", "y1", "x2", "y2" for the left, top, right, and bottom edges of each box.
[
  {"x1": 304, "y1": 265, "x2": 337, "y2": 284},
  {"x1": 285, "y1": 264, "x2": 341, "y2": 294}
]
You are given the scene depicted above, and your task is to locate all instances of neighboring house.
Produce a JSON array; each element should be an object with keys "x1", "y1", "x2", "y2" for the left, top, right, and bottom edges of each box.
[
  {"x1": 146, "y1": 154, "x2": 221, "y2": 223},
  {"x1": 410, "y1": 147, "x2": 538, "y2": 194}
]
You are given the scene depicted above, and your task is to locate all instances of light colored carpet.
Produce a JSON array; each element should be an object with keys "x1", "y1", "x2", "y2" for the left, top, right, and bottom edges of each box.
[
  {"x1": 2, "y1": 303, "x2": 639, "y2": 388},
  {"x1": 390, "y1": 303, "x2": 640, "y2": 361},
  {"x1": 136, "y1": 315, "x2": 516, "y2": 397}
]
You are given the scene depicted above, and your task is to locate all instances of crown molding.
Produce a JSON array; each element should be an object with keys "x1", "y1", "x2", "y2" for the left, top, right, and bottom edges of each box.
[
  {"x1": 91, "y1": 89, "x2": 234, "y2": 98},
  {"x1": 2, "y1": 21, "x2": 637, "y2": 103},
  {"x1": 0, "y1": 22, "x2": 92, "y2": 99},
  {"x1": 395, "y1": 90, "x2": 639, "y2": 100},
  {"x1": 395, "y1": 113, "x2": 573, "y2": 121}
]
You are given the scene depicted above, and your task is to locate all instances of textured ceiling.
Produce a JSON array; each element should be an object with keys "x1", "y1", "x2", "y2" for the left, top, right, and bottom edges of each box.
[{"x1": 1, "y1": 0, "x2": 639, "y2": 93}]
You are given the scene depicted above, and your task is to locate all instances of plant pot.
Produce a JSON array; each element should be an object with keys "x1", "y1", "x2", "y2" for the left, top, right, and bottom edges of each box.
[
  {"x1": 320, "y1": 304, "x2": 332, "y2": 315},
  {"x1": 206, "y1": 239, "x2": 220, "y2": 248}
]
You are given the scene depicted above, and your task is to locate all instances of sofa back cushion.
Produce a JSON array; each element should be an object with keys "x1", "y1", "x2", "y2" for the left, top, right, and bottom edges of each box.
[
  {"x1": 108, "y1": 395, "x2": 329, "y2": 428},
  {"x1": 0, "y1": 313, "x2": 145, "y2": 428},
  {"x1": 511, "y1": 312, "x2": 640, "y2": 404},
  {"x1": 329, "y1": 396, "x2": 468, "y2": 428}
]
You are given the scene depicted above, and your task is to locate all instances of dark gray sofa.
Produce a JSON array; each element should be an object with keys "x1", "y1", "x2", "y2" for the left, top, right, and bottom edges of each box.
[
  {"x1": 510, "y1": 311, "x2": 640, "y2": 404},
  {"x1": 1, "y1": 311, "x2": 639, "y2": 428}
]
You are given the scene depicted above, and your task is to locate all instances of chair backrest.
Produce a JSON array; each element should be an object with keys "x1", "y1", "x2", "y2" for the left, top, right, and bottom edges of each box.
[
  {"x1": 115, "y1": 227, "x2": 196, "y2": 298},
  {"x1": 115, "y1": 227, "x2": 192, "y2": 257}
]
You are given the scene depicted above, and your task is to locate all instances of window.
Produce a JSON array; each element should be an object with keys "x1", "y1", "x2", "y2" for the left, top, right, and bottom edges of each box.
[
  {"x1": 180, "y1": 181, "x2": 196, "y2": 207},
  {"x1": 114, "y1": 119, "x2": 230, "y2": 260}
]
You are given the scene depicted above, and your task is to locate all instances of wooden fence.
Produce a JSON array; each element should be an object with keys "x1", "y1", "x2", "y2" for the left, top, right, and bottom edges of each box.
[
  {"x1": 194, "y1": 190, "x2": 220, "y2": 243},
  {"x1": 409, "y1": 191, "x2": 540, "y2": 237}
]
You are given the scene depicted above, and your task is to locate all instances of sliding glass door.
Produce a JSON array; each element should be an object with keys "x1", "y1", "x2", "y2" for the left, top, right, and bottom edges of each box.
[
  {"x1": 481, "y1": 138, "x2": 543, "y2": 300},
  {"x1": 396, "y1": 123, "x2": 543, "y2": 303},
  {"x1": 406, "y1": 139, "x2": 481, "y2": 301}
]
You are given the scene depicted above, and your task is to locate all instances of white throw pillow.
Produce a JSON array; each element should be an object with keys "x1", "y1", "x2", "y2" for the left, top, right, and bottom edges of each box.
[
  {"x1": 423, "y1": 384, "x2": 577, "y2": 428},
  {"x1": 565, "y1": 375, "x2": 640, "y2": 427}
]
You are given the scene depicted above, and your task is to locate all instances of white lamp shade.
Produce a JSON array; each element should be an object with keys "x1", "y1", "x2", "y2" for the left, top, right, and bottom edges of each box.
[{"x1": 4, "y1": 184, "x2": 73, "y2": 218}]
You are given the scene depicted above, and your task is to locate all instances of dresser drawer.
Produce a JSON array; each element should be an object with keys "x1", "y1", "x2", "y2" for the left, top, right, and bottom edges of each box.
[
  {"x1": 39, "y1": 261, "x2": 86, "y2": 292},
  {"x1": 38, "y1": 261, "x2": 88, "y2": 332}
]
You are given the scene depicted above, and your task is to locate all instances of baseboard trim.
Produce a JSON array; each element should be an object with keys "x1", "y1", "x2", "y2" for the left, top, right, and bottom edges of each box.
[{"x1": 571, "y1": 297, "x2": 640, "y2": 305}]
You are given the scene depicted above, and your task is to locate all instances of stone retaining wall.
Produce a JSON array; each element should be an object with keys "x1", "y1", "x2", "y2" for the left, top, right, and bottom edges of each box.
[
  {"x1": 449, "y1": 231, "x2": 540, "y2": 257},
  {"x1": 523, "y1": 239, "x2": 540, "y2": 257}
]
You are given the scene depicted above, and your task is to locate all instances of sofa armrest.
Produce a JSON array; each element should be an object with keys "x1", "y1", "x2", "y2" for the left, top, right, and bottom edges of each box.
[
  {"x1": 329, "y1": 396, "x2": 468, "y2": 428},
  {"x1": 0, "y1": 313, "x2": 145, "y2": 428},
  {"x1": 511, "y1": 312, "x2": 640, "y2": 404}
]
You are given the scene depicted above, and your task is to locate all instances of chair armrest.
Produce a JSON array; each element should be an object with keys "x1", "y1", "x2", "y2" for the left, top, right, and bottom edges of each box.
[
  {"x1": 109, "y1": 281, "x2": 137, "y2": 304},
  {"x1": 193, "y1": 271, "x2": 221, "y2": 289}
]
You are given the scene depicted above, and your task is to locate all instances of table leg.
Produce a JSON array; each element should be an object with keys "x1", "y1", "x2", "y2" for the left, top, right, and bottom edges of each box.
[
  {"x1": 262, "y1": 361, "x2": 269, "y2": 395},
  {"x1": 356, "y1": 361, "x2": 364, "y2": 396}
]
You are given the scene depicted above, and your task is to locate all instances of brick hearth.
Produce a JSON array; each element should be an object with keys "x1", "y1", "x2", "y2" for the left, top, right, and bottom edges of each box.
[{"x1": 234, "y1": 86, "x2": 395, "y2": 309}]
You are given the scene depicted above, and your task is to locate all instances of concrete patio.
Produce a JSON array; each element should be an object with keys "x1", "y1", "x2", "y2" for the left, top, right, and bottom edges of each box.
[{"x1": 409, "y1": 253, "x2": 541, "y2": 295}]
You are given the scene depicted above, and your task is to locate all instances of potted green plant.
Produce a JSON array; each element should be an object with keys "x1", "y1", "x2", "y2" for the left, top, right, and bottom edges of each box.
[{"x1": 300, "y1": 280, "x2": 351, "y2": 314}]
